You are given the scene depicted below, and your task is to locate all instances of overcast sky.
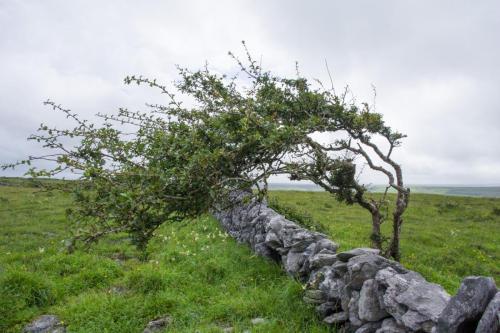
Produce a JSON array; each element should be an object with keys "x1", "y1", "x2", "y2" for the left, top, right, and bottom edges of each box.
[{"x1": 1, "y1": 0, "x2": 499, "y2": 185}]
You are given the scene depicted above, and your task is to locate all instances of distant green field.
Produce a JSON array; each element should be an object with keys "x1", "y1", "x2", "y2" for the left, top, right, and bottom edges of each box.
[
  {"x1": 0, "y1": 184, "x2": 330, "y2": 333},
  {"x1": 270, "y1": 191, "x2": 500, "y2": 293},
  {"x1": 268, "y1": 182, "x2": 500, "y2": 198}
]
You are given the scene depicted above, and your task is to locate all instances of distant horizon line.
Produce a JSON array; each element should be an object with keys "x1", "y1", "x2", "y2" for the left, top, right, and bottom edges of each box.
[
  {"x1": 267, "y1": 182, "x2": 500, "y2": 188},
  {"x1": 1, "y1": 176, "x2": 500, "y2": 188}
]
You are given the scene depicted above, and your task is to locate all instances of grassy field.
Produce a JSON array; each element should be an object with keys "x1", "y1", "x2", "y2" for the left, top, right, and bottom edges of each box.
[
  {"x1": 270, "y1": 191, "x2": 500, "y2": 293},
  {"x1": 1, "y1": 181, "x2": 499, "y2": 332},
  {"x1": 268, "y1": 182, "x2": 500, "y2": 198},
  {"x1": 0, "y1": 184, "x2": 329, "y2": 333}
]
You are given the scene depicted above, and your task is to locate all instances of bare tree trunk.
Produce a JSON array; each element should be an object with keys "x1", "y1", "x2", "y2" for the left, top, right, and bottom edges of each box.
[
  {"x1": 370, "y1": 210, "x2": 383, "y2": 251},
  {"x1": 386, "y1": 191, "x2": 409, "y2": 261},
  {"x1": 388, "y1": 214, "x2": 402, "y2": 261}
]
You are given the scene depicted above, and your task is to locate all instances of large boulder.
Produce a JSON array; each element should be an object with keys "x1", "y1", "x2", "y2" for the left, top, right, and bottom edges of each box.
[
  {"x1": 375, "y1": 267, "x2": 450, "y2": 333},
  {"x1": 436, "y1": 276, "x2": 497, "y2": 333},
  {"x1": 475, "y1": 291, "x2": 500, "y2": 333}
]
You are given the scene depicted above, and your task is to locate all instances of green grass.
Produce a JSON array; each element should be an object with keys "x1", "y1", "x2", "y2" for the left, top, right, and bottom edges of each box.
[
  {"x1": 0, "y1": 185, "x2": 331, "y2": 333},
  {"x1": 270, "y1": 191, "x2": 500, "y2": 293},
  {"x1": 1, "y1": 182, "x2": 499, "y2": 332}
]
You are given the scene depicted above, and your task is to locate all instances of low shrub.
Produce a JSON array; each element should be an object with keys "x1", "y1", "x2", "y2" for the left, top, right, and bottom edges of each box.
[
  {"x1": 491, "y1": 207, "x2": 500, "y2": 216},
  {"x1": 436, "y1": 200, "x2": 460, "y2": 214}
]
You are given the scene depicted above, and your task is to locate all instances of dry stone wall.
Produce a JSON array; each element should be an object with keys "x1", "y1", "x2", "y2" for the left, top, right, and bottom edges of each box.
[{"x1": 214, "y1": 191, "x2": 499, "y2": 333}]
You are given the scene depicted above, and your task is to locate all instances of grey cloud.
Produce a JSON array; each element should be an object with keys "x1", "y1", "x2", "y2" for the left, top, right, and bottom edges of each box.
[{"x1": 1, "y1": 0, "x2": 499, "y2": 184}]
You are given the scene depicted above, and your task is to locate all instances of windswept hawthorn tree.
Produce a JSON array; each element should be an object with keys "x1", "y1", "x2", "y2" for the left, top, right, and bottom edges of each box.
[{"x1": 3, "y1": 44, "x2": 409, "y2": 260}]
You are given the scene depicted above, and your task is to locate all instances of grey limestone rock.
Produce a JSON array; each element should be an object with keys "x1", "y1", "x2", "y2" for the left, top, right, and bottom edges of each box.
[
  {"x1": 324, "y1": 311, "x2": 349, "y2": 325},
  {"x1": 317, "y1": 248, "x2": 337, "y2": 256},
  {"x1": 317, "y1": 267, "x2": 345, "y2": 301},
  {"x1": 340, "y1": 282, "x2": 353, "y2": 312},
  {"x1": 376, "y1": 267, "x2": 450, "y2": 333},
  {"x1": 282, "y1": 228, "x2": 315, "y2": 251},
  {"x1": 375, "y1": 318, "x2": 407, "y2": 333},
  {"x1": 23, "y1": 315, "x2": 66, "y2": 333},
  {"x1": 307, "y1": 266, "x2": 331, "y2": 289},
  {"x1": 314, "y1": 238, "x2": 339, "y2": 254},
  {"x1": 316, "y1": 301, "x2": 341, "y2": 318},
  {"x1": 303, "y1": 296, "x2": 326, "y2": 305},
  {"x1": 436, "y1": 276, "x2": 497, "y2": 333},
  {"x1": 346, "y1": 254, "x2": 405, "y2": 290},
  {"x1": 475, "y1": 291, "x2": 500, "y2": 333},
  {"x1": 309, "y1": 252, "x2": 338, "y2": 270},
  {"x1": 298, "y1": 243, "x2": 318, "y2": 276},
  {"x1": 304, "y1": 289, "x2": 326, "y2": 300},
  {"x1": 303, "y1": 289, "x2": 327, "y2": 304},
  {"x1": 332, "y1": 260, "x2": 348, "y2": 277},
  {"x1": 253, "y1": 242, "x2": 273, "y2": 259},
  {"x1": 325, "y1": 278, "x2": 346, "y2": 301},
  {"x1": 337, "y1": 248, "x2": 381, "y2": 262},
  {"x1": 143, "y1": 315, "x2": 172, "y2": 333},
  {"x1": 284, "y1": 250, "x2": 306, "y2": 275},
  {"x1": 250, "y1": 317, "x2": 267, "y2": 325},
  {"x1": 355, "y1": 321, "x2": 383, "y2": 333},
  {"x1": 359, "y1": 279, "x2": 389, "y2": 322},
  {"x1": 267, "y1": 215, "x2": 286, "y2": 234},
  {"x1": 349, "y1": 290, "x2": 364, "y2": 327}
]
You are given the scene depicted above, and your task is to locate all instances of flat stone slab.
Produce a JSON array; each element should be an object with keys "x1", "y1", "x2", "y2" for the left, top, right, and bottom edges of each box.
[
  {"x1": 309, "y1": 253, "x2": 337, "y2": 269},
  {"x1": 337, "y1": 248, "x2": 380, "y2": 262},
  {"x1": 375, "y1": 318, "x2": 407, "y2": 333},
  {"x1": 324, "y1": 311, "x2": 349, "y2": 324},
  {"x1": 143, "y1": 315, "x2": 172, "y2": 333},
  {"x1": 23, "y1": 315, "x2": 66, "y2": 333}
]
